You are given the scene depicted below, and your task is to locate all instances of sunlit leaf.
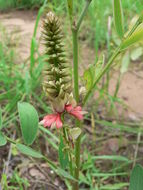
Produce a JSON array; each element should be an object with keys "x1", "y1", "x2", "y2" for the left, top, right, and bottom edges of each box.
[
  {"x1": 83, "y1": 57, "x2": 103, "y2": 91},
  {"x1": 83, "y1": 65, "x2": 95, "y2": 90},
  {"x1": 129, "y1": 164, "x2": 143, "y2": 190},
  {"x1": 18, "y1": 102, "x2": 39, "y2": 145},
  {"x1": 16, "y1": 143, "x2": 43, "y2": 158},
  {"x1": 120, "y1": 51, "x2": 130, "y2": 74},
  {"x1": 121, "y1": 28, "x2": 143, "y2": 50},
  {"x1": 69, "y1": 128, "x2": 81, "y2": 140},
  {"x1": 0, "y1": 132, "x2": 7, "y2": 146},
  {"x1": 130, "y1": 47, "x2": 142, "y2": 61},
  {"x1": 113, "y1": 0, "x2": 124, "y2": 38}
]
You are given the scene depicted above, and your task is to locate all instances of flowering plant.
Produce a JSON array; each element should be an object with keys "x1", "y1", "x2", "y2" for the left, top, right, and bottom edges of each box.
[{"x1": 0, "y1": 0, "x2": 143, "y2": 189}]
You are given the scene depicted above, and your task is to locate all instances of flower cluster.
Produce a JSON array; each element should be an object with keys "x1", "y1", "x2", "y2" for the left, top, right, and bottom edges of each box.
[
  {"x1": 40, "y1": 12, "x2": 85, "y2": 129},
  {"x1": 40, "y1": 104, "x2": 85, "y2": 129}
]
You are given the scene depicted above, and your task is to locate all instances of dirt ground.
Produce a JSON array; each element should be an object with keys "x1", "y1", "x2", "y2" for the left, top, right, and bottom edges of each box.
[{"x1": 0, "y1": 10, "x2": 143, "y2": 118}]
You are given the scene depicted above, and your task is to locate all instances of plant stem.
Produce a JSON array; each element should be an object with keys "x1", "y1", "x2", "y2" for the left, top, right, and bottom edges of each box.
[
  {"x1": 76, "y1": 0, "x2": 92, "y2": 32},
  {"x1": 70, "y1": 1, "x2": 92, "y2": 190},
  {"x1": 73, "y1": 120, "x2": 81, "y2": 190},
  {"x1": 72, "y1": 29, "x2": 79, "y2": 102}
]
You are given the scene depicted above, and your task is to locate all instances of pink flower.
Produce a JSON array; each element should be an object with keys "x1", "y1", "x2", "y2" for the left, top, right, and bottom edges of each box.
[
  {"x1": 65, "y1": 104, "x2": 84, "y2": 120},
  {"x1": 40, "y1": 113, "x2": 62, "y2": 129}
]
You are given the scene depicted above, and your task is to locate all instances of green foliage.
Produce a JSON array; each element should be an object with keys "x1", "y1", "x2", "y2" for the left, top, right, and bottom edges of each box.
[
  {"x1": 130, "y1": 47, "x2": 142, "y2": 61},
  {"x1": 9, "y1": 170, "x2": 30, "y2": 189},
  {"x1": 18, "y1": 102, "x2": 39, "y2": 145},
  {"x1": 120, "y1": 51, "x2": 130, "y2": 74},
  {"x1": 121, "y1": 28, "x2": 143, "y2": 50},
  {"x1": 16, "y1": 143, "x2": 43, "y2": 158},
  {"x1": 113, "y1": 0, "x2": 124, "y2": 38},
  {"x1": 0, "y1": 132, "x2": 7, "y2": 146},
  {"x1": 129, "y1": 165, "x2": 143, "y2": 190},
  {"x1": 69, "y1": 128, "x2": 81, "y2": 141},
  {"x1": 0, "y1": 107, "x2": 2, "y2": 129},
  {"x1": 0, "y1": 0, "x2": 44, "y2": 10},
  {"x1": 84, "y1": 65, "x2": 95, "y2": 91},
  {"x1": 59, "y1": 135, "x2": 69, "y2": 169}
]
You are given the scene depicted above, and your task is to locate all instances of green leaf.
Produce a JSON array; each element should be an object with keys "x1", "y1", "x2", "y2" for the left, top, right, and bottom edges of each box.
[
  {"x1": 120, "y1": 51, "x2": 130, "y2": 74},
  {"x1": 16, "y1": 143, "x2": 43, "y2": 158},
  {"x1": 57, "y1": 168, "x2": 77, "y2": 182},
  {"x1": 130, "y1": 47, "x2": 142, "y2": 61},
  {"x1": 121, "y1": 28, "x2": 143, "y2": 50},
  {"x1": 113, "y1": 0, "x2": 124, "y2": 38},
  {"x1": 58, "y1": 136, "x2": 69, "y2": 169},
  {"x1": 0, "y1": 132, "x2": 7, "y2": 146},
  {"x1": 0, "y1": 107, "x2": 2, "y2": 130},
  {"x1": 129, "y1": 164, "x2": 143, "y2": 190},
  {"x1": 83, "y1": 65, "x2": 95, "y2": 90},
  {"x1": 101, "y1": 183, "x2": 129, "y2": 190},
  {"x1": 83, "y1": 58, "x2": 103, "y2": 91},
  {"x1": 18, "y1": 102, "x2": 39, "y2": 145},
  {"x1": 69, "y1": 128, "x2": 81, "y2": 140}
]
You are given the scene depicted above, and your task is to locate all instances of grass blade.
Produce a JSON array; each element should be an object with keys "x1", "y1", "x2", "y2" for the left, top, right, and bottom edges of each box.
[{"x1": 113, "y1": 0, "x2": 124, "y2": 38}]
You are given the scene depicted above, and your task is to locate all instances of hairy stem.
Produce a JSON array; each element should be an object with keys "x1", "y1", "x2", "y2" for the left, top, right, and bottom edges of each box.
[
  {"x1": 69, "y1": 1, "x2": 92, "y2": 190},
  {"x1": 72, "y1": 29, "x2": 79, "y2": 102}
]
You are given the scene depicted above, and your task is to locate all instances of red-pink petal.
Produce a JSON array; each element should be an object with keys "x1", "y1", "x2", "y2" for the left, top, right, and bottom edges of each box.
[
  {"x1": 56, "y1": 114, "x2": 63, "y2": 128},
  {"x1": 73, "y1": 106, "x2": 82, "y2": 111},
  {"x1": 65, "y1": 104, "x2": 73, "y2": 112},
  {"x1": 65, "y1": 104, "x2": 84, "y2": 120},
  {"x1": 70, "y1": 110, "x2": 83, "y2": 120},
  {"x1": 40, "y1": 114, "x2": 57, "y2": 127},
  {"x1": 40, "y1": 113, "x2": 63, "y2": 129}
]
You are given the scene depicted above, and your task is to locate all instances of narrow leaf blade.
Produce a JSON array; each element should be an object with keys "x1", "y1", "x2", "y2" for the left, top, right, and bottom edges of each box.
[
  {"x1": 58, "y1": 136, "x2": 69, "y2": 169},
  {"x1": 57, "y1": 168, "x2": 77, "y2": 182},
  {"x1": 16, "y1": 143, "x2": 43, "y2": 158},
  {"x1": 18, "y1": 102, "x2": 39, "y2": 145},
  {"x1": 113, "y1": 0, "x2": 124, "y2": 38},
  {"x1": 121, "y1": 28, "x2": 143, "y2": 50},
  {"x1": 0, "y1": 107, "x2": 2, "y2": 130}
]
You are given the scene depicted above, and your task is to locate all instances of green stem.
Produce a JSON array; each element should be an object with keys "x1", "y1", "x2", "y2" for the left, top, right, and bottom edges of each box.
[
  {"x1": 67, "y1": 1, "x2": 92, "y2": 189},
  {"x1": 67, "y1": 0, "x2": 73, "y2": 25},
  {"x1": 72, "y1": 29, "x2": 79, "y2": 102},
  {"x1": 76, "y1": 0, "x2": 92, "y2": 32},
  {"x1": 73, "y1": 120, "x2": 81, "y2": 190},
  {"x1": 5, "y1": 136, "x2": 16, "y2": 144}
]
